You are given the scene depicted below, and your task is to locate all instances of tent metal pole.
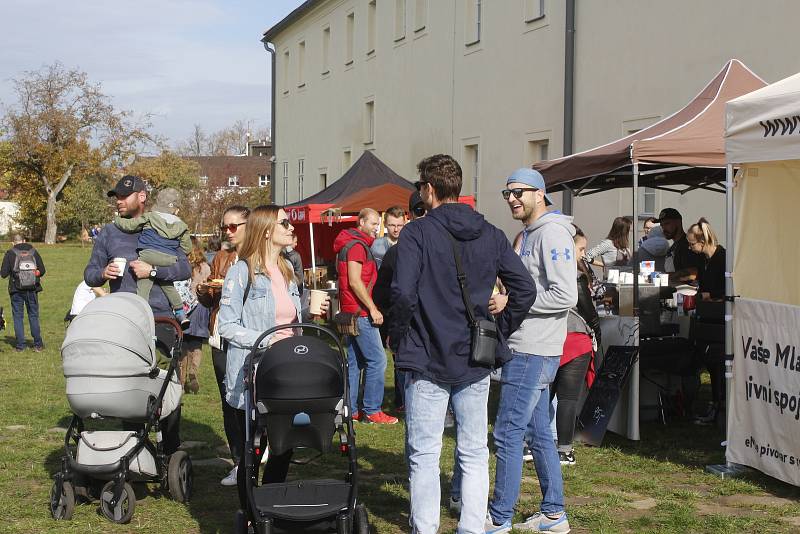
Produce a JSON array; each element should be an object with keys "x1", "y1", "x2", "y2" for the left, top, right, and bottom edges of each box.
[
  {"x1": 632, "y1": 162, "x2": 639, "y2": 316},
  {"x1": 309, "y1": 221, "x2": 318, "y2": 289},
  {"x1": 706, "y1": 162, "x2": 747, "y2": 479}
]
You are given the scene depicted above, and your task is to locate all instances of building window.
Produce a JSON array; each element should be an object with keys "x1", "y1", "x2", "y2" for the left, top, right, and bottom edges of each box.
[
  {"x1": 465, "y1": 0, "x2": 481, "y2": 45},
  {"x1": 259, "y1": 174, "x2": 269, "y2": 187},
  {"x1": 395, "y1": 0, "x2": 406, "y2": 41},
  {"x1": 346, "y1": 12, "x2": 355, "y2": 65},
  {"x1": 364, "y1": 100, "x2": 375, "y2": 145},
  {"x1": 282, "y1": 161, "x2": 289, "y2": 203},
  {"x1": 343, "y1": 149, "x2": 352, "y2": 173},
  {"x1": 526, "y1": 139, "x2": 549, "y2": 165},
  {"x1": 320, "y1": 172, "x2": 327, "y2": 190},
  {"x1": 639, "y1": 187, "x2": 656, "y2": 216},
  {"x1": 282, "y1": 50, "x2": 290, "y2": 94},
  {"x1": 464, "y1": 144, "x2": 479, "y2": 203},
  {"x1": 297, "y1": 41, "x2": 306, "y2": 87},
  {"x1": 298, "y1": 158, "x2": 305, "y2": 199},
  {"x1": 414, "y1": 0, "x2": 427, "y2": 31},
  {"x1": 199, "y1": 175, "x2": 208, "y2": 186},
  {"x1": 367, "y1": 1, "x2": 377, "y2": 54},
  {"x1": 322, "y1": 26, "x2": 331, "y2": 74},
  {"x1": 524, "y1": 0, "x2": 545, "y2": 22},
  {"x1": 228, "y1": 175, "x2": 240, "y2": 187}
]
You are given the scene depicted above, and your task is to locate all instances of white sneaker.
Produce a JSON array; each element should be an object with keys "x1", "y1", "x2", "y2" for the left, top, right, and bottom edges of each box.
[
  {"x1": 513, "y1": 511, "x2": 570, "y2": 533},
  {"x1": 221, "y1": 465, "x2": 238, "y2": 486},
  {"x1": 448, "y1": 495, "x2": 462, "y2": 514}
]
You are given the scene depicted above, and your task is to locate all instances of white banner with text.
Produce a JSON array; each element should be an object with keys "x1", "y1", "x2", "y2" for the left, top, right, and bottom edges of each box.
[{"x1": 728, "y1": 298, "x2": 800, "y2": 486}]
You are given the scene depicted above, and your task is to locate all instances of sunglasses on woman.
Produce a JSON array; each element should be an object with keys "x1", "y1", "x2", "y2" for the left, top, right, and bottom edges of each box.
[
  {"x1": 501, "y1": 187, "x2": 539, "y2": 200},
  {"x1": 220, "y1": 222, "x2": 246, "y2": 233},
  {"x1": 277, "y1": 218, "x2": 292, "y2": 229}
]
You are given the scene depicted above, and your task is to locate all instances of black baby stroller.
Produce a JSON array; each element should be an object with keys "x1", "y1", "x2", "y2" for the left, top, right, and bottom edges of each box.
[
  {"x1": 235, "y1": 323, "x2": 370, "y2": 534},
  {"x1": 50, "y1": 292, "x2": 192, "y2": 524}
]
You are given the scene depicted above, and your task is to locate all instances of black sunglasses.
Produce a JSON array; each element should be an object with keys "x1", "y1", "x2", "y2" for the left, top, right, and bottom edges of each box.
[
  {"x1": 501, "y1": 187, "x2": 539, "y2": 200},
  {"x1": 414, "y1": 181, "x2": 428, "y2": 191},
  {"x1": 220, "y1": 222, "x2": 247, "y2": 233},
  {"x1": 277, "y1": 218, "x2": 292, "y2": 229},
  {"x1": 412, "y1": 205, "x2": 426, "y2": 217}
]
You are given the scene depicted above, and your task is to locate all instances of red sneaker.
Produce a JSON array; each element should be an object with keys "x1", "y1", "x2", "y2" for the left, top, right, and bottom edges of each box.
[
  {"x1": 352, "y1": 411, "x2": 362, "y2": 422},
  {"x1": 364, "y1": 411, "x2": 399, "y2": 425}
]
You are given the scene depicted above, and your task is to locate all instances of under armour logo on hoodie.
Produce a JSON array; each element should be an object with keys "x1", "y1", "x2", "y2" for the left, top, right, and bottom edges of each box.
[{"x1": 551, "y1": 248, "x2": 571, "y2": 261}]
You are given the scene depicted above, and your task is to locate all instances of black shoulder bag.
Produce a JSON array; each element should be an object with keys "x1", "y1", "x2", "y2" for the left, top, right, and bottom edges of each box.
[{"x1": 443, "y1": 232, "x2": 498, "y2": 367}]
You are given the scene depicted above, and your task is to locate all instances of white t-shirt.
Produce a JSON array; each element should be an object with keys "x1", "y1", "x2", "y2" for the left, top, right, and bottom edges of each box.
[{"x1": 69, "y1": 281, "x2": 97, "y2": 316}]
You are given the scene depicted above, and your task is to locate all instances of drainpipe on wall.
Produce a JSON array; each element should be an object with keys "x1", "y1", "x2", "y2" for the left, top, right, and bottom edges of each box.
[
  {"x1": 263, "y1": 40, "x2": 277, "y2": 204},
  {"x1": 562, "y1": 0, "x2": 575, "y2": 215}
]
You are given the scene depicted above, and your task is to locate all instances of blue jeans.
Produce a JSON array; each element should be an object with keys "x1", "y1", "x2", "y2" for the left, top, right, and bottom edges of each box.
[
  {"x1": 10, "y1": 291, "x2": 42, "y2": 350},
  {"x1": 490, "y1": 352, "x2": 563, "y2": 523},
  {"x1": 346, "y1": 317, "x2": 387, "y2": 415},
  {"x1": 405, "y1": 373, "x2": 490, "y2": 534}
]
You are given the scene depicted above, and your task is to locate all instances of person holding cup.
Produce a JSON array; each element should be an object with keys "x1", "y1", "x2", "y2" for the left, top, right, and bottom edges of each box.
[{"x1": 216, "y1": 205, "x2": 330, "y2": 509}]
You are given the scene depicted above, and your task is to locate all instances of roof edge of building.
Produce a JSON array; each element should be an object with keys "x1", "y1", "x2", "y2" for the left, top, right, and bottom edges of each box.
[{"x1": 262, "y1": 0, "x2": 322, "y2": 43}]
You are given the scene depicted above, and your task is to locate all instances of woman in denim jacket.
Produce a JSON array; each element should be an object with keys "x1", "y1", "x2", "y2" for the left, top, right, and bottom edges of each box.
[{"x1": 217, "y1": 205, "x2": 328, "y2": 508}]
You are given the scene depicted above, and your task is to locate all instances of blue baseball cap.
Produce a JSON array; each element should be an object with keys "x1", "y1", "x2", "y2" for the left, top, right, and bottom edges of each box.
[{"x1": 506, "y1": 168, "x2": 553, "y2": 206}]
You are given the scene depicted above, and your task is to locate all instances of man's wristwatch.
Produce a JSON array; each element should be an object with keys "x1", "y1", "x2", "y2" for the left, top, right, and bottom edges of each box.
[{"x1": 149, "y1": 266, "x2": 158, "y2": 279}]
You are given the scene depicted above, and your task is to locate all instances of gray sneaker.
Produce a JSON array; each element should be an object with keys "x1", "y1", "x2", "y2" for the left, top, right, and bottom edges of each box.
[
  {"x1": 513, "y1": 512, "x2": 570, "y2": 533},
  {"x1": 448, "y1": 495, "x2": 461, "y2": 514}
]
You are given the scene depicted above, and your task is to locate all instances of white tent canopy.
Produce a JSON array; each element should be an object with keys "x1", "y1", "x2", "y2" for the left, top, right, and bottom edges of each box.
[{"x1": 726, "y1": 71, "x2": 800, "y2": 164}]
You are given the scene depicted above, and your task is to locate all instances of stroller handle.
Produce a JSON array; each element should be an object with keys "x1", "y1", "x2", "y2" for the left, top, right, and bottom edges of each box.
[
  {"x1": 154, "y1": 316, "x2": 184, "y2": 341},
  {"x1": 250, "y1": 322, "x2": 342, "y2": 355}
]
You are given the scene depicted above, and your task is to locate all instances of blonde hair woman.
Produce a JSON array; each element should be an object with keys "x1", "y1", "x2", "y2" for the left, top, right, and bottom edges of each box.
[{"x1": 217, "y1": 205, "x2": 328, "y2": 507}]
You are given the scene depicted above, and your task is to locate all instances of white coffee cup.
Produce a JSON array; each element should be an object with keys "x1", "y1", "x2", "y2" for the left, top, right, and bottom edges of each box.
[
  {"x1": 112, "y1": 257, "x2": 127, "y2": 278},
  {"x1": 309, "y1": 289, "x2": 327, "y2": 316},
  {"x1": 607, "y1": 269, "x2": 620, "y2": 284},
  {"x1": 659, "y1": 273, "x2": 670, "y2": 287}
]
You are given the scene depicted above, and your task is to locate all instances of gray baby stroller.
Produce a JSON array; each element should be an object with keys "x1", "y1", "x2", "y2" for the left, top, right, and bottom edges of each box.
[{"x1": 50, "y1": 292, "x2": 192, "y2": 524}]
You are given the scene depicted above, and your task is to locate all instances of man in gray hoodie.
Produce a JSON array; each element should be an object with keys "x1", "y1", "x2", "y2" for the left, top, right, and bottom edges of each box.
[{"x1": 486, "y1": 168, "x2": 577, "y2": 534}]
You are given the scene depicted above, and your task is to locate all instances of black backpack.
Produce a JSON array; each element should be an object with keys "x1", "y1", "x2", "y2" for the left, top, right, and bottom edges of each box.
[{"x1": 12, "y1": 247, "x2": 39, "y2": 290}]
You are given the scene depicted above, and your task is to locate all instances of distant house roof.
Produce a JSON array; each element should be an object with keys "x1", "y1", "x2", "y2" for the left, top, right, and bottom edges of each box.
[
  {"x1": 186, "y1": 156, "x2": 271, "y2": 188},
  {"x1": 262, "y1": 1, "x2": 321, "y2": 42}
]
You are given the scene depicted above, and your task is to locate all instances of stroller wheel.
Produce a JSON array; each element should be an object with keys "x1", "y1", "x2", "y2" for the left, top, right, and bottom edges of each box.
[
  {"x1": 168, "y1": 450, "x2": 193, "y2": 503},
  {"x1": 99, "y1": 481, "x2": 135, "y2": 524},
  {"x1": 49, "y1": 479, "x2": 75, "y2": 520},
  {"x1": 234, "y1": 509, "x2": 249, "y2": 534},
  {"x1": 354, "y1": 503, "x2": 370, "y2": 534}
]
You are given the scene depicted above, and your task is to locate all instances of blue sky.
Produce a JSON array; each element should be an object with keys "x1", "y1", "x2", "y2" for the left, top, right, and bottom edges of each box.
[{"x1": 0, "y1": 0, "x2": 305, "y2": 146}]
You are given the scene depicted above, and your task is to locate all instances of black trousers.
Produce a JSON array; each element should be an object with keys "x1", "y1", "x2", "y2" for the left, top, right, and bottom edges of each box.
[
  {"x1": 550, "y1": 353, "x2": 591, "y2": 450},
  {"x1": 234, "y1": 409, "x2": 294, "y2": 510},
  {"x1": 122, "y1": 405, "x2": 181, "y2": 456},
  {"x1": 212, "y1": 346, "x2": 243, "y2": 464}
]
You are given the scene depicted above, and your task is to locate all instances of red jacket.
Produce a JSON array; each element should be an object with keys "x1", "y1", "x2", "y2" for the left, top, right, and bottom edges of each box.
[{"x1": 333, "y1": 228, "x2": 377, "y2": 317}]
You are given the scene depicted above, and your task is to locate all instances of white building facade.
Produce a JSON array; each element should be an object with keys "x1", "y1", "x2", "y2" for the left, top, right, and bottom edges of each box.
[{"x1": 263, "y1": 0, "x2": 800, "y2": 240}]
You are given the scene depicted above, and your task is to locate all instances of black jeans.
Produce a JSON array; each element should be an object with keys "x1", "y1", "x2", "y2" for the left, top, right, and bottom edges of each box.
[
  {"x1": 212, "y1": 346, "x2": 243, "y2": 464},
  {"x1": 234, "y1": 409, "x2": 294, "y2": 510},
  {"x1": 550, "y1": 353, "x2": 591, "y2": 451},
  {"x1": 123, "y1": 405, "x2": 181, "y2": 456}
]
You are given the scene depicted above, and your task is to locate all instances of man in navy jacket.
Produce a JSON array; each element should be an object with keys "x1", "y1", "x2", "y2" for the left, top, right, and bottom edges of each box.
[{"x1": 389, "y1": 154, "x2": 535, "y2": 534}]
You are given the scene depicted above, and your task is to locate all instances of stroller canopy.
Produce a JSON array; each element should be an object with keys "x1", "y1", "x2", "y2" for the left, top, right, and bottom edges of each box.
[{"x1": 62, "y1": 292, "x2": 156, "y2": 378}]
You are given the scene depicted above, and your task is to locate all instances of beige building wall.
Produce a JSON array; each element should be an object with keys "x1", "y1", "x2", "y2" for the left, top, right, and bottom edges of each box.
[{"x1": 266, "y1": 0, "x2": 800, "y2": 244}]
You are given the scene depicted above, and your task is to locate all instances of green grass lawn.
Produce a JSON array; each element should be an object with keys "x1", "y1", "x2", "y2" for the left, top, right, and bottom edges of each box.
[{"x1": 1, "y1": 243, "x2": 799, "y2": 533}]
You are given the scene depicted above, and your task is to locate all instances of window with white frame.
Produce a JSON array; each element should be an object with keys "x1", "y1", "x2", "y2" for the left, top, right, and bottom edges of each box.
[
  {"x1": 282, "y1": 50, "x2": 290, "y2": 94},
  {"x1": 297, "y1": 41, "x2": 306, "y2": 87},
  {"x1": 199, "y1": 175, "x2": 208, "y2": 186},
  {"x1": 259, "y1": 174, "x2": 269, "y2": 187},
  {"x1": 524, "y1": 0, "x2": 545, "y2": 22},
  {"x1": 282, "y1": 161, "x2": 289, "y2": 203},
  {"x1": 465, "y1": 0, "x2": 481, "y2": 45},
  {"x1": 298, "y1": 158, "x2": 305, "y2": 199},
  {"x1": 364, "y1": 100, "x2": 375, "y2": 144},
  {"x1": 639, "y1": 187, "x2": 656, "y2": 216},
  {"x1": 395, "y1": 0, "x2": 406, "y2": 41},
  {"x1": 464, "y1": 144, "x2": 479, "y2": 203},
  {"x1": 322, "y1": 26, "x2": 331, "y2": 74},
  {"x1": 343, "y1": 149, "x2": 352, "y2": 173},
  {"x1": 414, "y1": 0, "x2": 427, "y2": 31},
  {"x1": 320, "y1": 171, "x2": 328, "y2": 190},
  {"x1": 367, "y1": 1, "x2": 376, "y2": 54},
  {"x1": 228, "y1": 175, "x2": 239, "y2": 187},
  {"x1": 526, "y1": 138, "x2": 549, "y2": 165},
  {"x1": 346, "y1": 12, "x2": 355, "y2": 65}
]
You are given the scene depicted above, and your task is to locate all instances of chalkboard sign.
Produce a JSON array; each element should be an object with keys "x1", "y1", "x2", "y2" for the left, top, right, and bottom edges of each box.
[{"x1": 576, "y1": 345, "x2": 639, "y2": 446}]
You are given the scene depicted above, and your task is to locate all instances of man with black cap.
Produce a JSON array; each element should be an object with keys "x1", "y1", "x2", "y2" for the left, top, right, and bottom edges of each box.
[
  {"x1": 656, "y1": 207, "x2": 704, "y2": 282},
  {"x1": 84, "y1": 175, "x2": 191, "y2": 456},
  {"x1": 372, "y1": 191, "x2": 425, "y2": 409}
]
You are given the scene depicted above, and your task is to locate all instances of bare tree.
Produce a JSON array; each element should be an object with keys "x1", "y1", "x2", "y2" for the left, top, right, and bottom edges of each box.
[
  {"x1": 177, "y1": 123, "x2": 207, "y2": 156},
  {"x1": 2, "y1": 63, "x2": 151, "y2": 243}
]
